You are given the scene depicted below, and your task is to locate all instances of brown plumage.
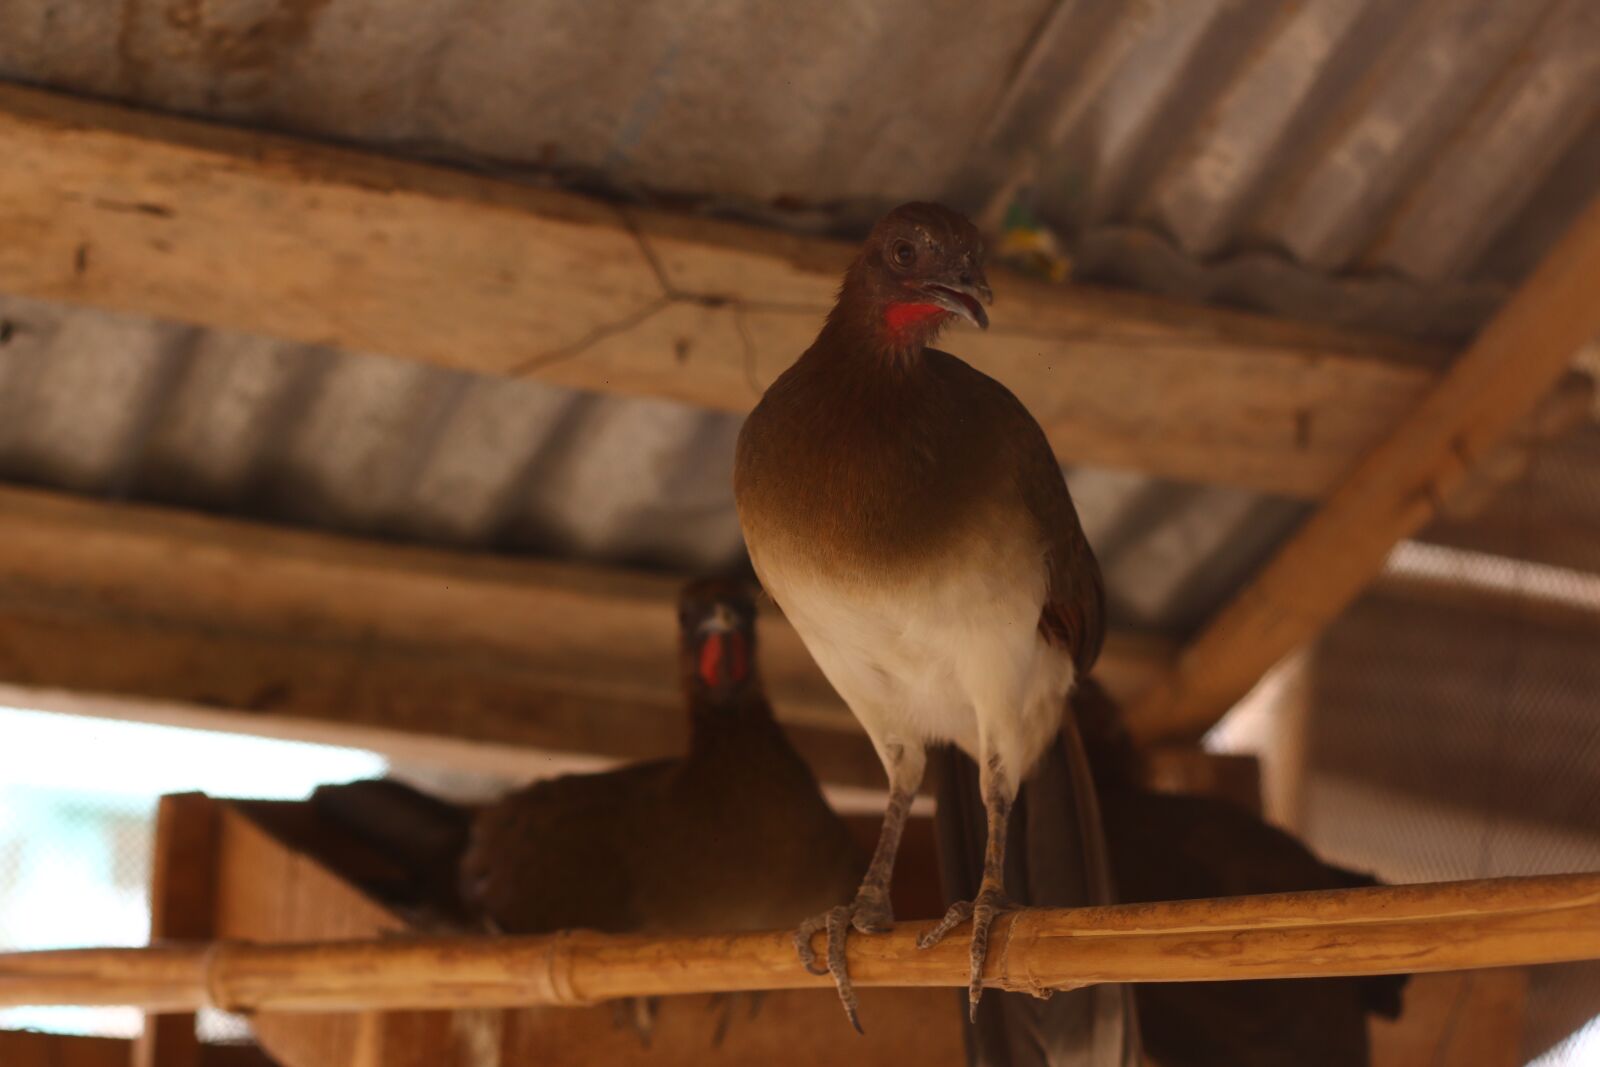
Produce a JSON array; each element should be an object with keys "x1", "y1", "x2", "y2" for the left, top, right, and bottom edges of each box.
[
  {"x1": 458, "y1": 577, "x2": 861, "y2": 938},
  {"x1": 735, "y1": 202, "x2": 1126, "y2": 1057},
  {"x1": 1072, "y1": 679, "x2": 1408, "y2": 1067},
  {"x1": 315, "y1": 578, "x2": 862, "y2": 1041},
  {"x1": 735, "y1": 206, "x2": 1103, "y2": 676}
]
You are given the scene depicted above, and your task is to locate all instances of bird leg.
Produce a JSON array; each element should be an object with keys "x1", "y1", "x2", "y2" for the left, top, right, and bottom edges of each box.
[
  {"x1": 918, "y1": 755, "x2": 1016, "y2": 1020},
  {"x1": 706, "y1": 990, "x2": 767, "y2": 1048},
  {"x1": 796, "y1": 745, "x2": 923, "y2": 1033},
  {"x1": 611, "y1": 995, "x2": 660, "y2": 1048}
]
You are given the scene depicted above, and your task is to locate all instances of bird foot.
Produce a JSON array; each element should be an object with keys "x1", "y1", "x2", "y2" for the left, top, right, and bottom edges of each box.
[
  {"x1": 705, "y1": 989, "x2": 767, "y2": 1048},
  {"x1": 611, "y1": 995, "x2": 660, "y2": 1048},
  {"x1": 793, "y1": 889, "x2": 894, "y2": 1034},
  {"x1": 916, "y1": 886, "x2": 1015, "y2": 1021}
]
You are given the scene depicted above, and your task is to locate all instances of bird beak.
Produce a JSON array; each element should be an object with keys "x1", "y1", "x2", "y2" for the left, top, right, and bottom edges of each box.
[
  {"x1": 695, "y1": 606, "x2": 750, "y2": 693},
  {"x1": 698, "y1": 604, "x2": 736, "y2": 636},
  {"x1": 920, "y1": 273, "x2": 993, "y2": 330}
]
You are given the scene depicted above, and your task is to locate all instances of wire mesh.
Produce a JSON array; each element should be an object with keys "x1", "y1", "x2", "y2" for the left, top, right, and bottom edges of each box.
[
  {"x1": 1296, "y1": 422, "x2": 1600, "y2": 1065},
  {"x1": 0, "y1": 707, "x2": 386, "y2": 1041}
]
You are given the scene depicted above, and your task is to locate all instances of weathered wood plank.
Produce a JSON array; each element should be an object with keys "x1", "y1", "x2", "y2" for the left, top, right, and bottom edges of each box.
[
  {"x1": 0, "y1": 82, "x2": 1442, "y2": 498},
  {"x1": 132, "y1": 793, "x2": 219, "y2": 1067},
  {"x1": 1131, "y1": 192, "x2": 1600, "y2": 742},
  {"x1": 0, "y1": 483, "x2": 1167, "y2": 788}
]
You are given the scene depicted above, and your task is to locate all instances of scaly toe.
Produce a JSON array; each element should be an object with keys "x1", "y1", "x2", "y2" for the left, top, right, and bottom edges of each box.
[
  {"x1": 851, "y1": 890, "x2": 895, "y2": 935},
  {"x1": 825, "y1": 905, "x2": 865, "y2": 1033},
  {"x1": 793, "y1": 913, "x2": 831, "y2": 976},
  {"x1": 965, "y1": 892, "x2": 1016, "y2": 1019},
  {"x1": 794, "y1": 892, "x2": 897, "y2": 1033},
  {"x1": 917, "y1": 899, "x2": 974, "y2": 950}
]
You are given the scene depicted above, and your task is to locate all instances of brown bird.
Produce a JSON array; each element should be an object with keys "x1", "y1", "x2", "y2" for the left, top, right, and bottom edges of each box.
[
  {"x1": 458, "y1": 577, "x2": 861, "y2": 941},
  {"x1": 734, "y1": 203, "x2": 1121, "y2": 1043},
  {"x1": 1068, "y1": 679, "x2": 1407, "y2": 1067},
  {"x1": 317, "y1": 577, "x2": 861, "y2": 1040}
]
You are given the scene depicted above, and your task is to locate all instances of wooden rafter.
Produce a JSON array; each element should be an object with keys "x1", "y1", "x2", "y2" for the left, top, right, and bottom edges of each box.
[
  {"x1": 0, "y1": 483, "x2": 1169, "y2": 786},
  {"x1": 1130, "y1": 192, "x2": 1600, "y2": 742},
  {"x1": 0, "y1": 82, "x2": 1444, "y2": 498}
]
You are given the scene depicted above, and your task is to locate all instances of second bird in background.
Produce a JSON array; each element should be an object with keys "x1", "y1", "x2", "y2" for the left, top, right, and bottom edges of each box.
[
  {"x1": 316, "y1": 577, "x2": 863, "y2": 1045},
  {"x1": 459, "y1": 577, "x2": 861, "y2": 942}
]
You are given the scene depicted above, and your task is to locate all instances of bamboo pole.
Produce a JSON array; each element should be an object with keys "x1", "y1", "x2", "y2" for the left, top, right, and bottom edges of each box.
[{"x1": 3, "y1": 874, "x2": 1598, "y2": 1013}]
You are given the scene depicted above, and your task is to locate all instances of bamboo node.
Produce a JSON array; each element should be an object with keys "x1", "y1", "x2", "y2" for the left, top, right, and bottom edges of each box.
[
  {"x1": 996, "y1": 910, "x2": 1062, "y2": 998},
  {"x1": 538, "y1": 930, "x2": 596, "y2": 1007},
  {"x1": 992, "y1": 915, "x2": 1094, "y2": 998},
  {"x1": 202, "y1": 940, "x2": 237, "y2": 1013}
]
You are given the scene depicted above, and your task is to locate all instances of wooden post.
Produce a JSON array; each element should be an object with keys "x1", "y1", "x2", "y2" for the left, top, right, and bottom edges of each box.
[{"x1": 132, "y1": 794, "x2": 220, "y2": 1067}]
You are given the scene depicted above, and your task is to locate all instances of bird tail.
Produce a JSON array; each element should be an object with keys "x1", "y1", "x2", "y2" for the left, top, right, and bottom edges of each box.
[
  {"x1": 933, "y1": 689, "x2": 1142, "y2": 1067},
  {"x1": 310, "y1": 778, "x2": 474, "y2": 910}
]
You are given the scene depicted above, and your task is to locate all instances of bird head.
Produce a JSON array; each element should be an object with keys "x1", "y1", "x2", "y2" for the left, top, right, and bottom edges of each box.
[
  {"x1": 677, "y1": 576, "x2": 759, "y2": 705},
  {"x1": 835, "y1": 202, "x2": 992, "y2": 352}
]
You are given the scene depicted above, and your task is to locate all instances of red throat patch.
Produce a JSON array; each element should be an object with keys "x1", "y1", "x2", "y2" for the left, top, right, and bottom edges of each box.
[
  {"x1": 698, "y1": 631, "x2": 749, "y2": 690},
  {"x1": 883, "y1": 302, "x2": 948, "y2": 340}
]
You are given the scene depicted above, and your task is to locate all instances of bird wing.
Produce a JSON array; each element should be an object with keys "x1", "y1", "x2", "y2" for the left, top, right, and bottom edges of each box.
[
  {"x1": 928, "y1": 350, "x2": 1105, "y2": 674},
  {"x1": 1016, "y1": 407, "x2": 1106, "y2": 676},
  {"x1": 1100, "y1": 788, "x2": 1408, "y2": 1064},
  {"x1": 459, "y1": 762, "x2": 671, "y2": 934},
  {"x1": 310, "y1": 778, "x2": 475, "y2": 918}
]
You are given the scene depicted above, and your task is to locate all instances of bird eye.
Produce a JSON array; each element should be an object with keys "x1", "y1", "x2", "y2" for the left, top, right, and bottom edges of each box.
[{"x1": 890, "y1": 240, "x2": 915, "y2": 268}]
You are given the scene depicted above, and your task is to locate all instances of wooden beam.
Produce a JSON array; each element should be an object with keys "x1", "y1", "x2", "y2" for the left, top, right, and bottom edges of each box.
[
  {"x1": 133, "y1": 794, "x2": 220, "y2": 1067},
  {"x1": 0, "y1": 82, "x2": 1442, "y2": 498},
  {"x1": 6, "y1": 874, "x2": 1600, "y2": 1011},
  {"x1": 0, "y1": 1032, "x2": 276, "y2": 1067},
  {"x1": 0, "y1": 482, "x2": 1168, "y2": 787},
  {"x1": 1129, "y1": 192, "x2": 1600, "y2": 742},
  {"x1": 0, "y1": 1030, "x2": 131, "y2": 1067}
]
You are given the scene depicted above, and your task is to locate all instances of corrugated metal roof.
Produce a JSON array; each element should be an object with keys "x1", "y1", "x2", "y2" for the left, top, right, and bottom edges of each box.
[
  {"x1": 5, "y1": 9, "x2": 1599, "y2": 1052},
  {"x1": 0, "y1": 0, "x2": 1596, "y2": 635},
  {"x1": 1001, "y1": 0, "x2": 1600, "y2": 337},
  {"x1": 6, "y1": 0, "x2": 1596, "y2": 330},
  {"x1": 0, "y1": 289, "x2": 1294, "y2": 633}
]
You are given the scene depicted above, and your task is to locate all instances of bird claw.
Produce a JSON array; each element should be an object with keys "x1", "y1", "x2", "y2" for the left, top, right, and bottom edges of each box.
[
  {"x1": 793, "y1": 908, "x2": 839, "y2": 976},
  {"x1": 707, "y1": 992, "x2": 733, "y2": 1049},
  {"x1": 705, "y1": 989, "x2": 767, "y2": 1048},
  {"x1": 916, "y1": 887, "x2": 1015, "y2": 1021},
  {"x1": 611, "y1": 995, "x2": 660, "y2": 1048},
  {"x1": 793, "y1": 890, "x2": 894, "y2": 1034}
]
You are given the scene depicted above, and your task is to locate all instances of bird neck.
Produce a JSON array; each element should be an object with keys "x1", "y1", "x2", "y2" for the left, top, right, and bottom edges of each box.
[
  {"x1": 686, "y1": 688, "x2": 777, "y2": 749},
  {"x1": 820, "y1": 262, "x2": 948, "y2": 364}
]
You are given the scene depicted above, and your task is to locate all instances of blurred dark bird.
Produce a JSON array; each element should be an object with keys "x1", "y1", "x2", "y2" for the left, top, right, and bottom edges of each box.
[
  {"x1": 1070, "y1": 678, "x2": 1408, "y2": 1067},
  {"x1": 457, "y1": 577, "x2": 861, "y2": 940},
  {"x1": 735, "y1": 201, "x2": 1131, "y2": 1059},
  {"x1": 316, "y1": 576, "x2": 862, "y2": 1041}
]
